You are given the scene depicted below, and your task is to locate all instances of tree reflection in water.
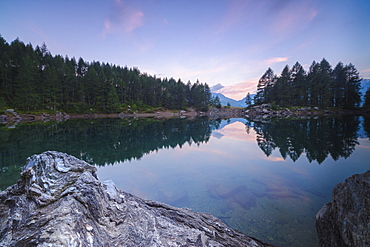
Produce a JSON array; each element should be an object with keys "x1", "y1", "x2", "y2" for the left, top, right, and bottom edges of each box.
[
  {"x1": 245, "y1": 116, "x2": 361, "y2": 164},
  {"x1": 0, "y1": 117, "x2": 221, "y2": 190},
  {"x1": 1, "y1": 115, "x2": 368, "y2": 190},
  {"x1": 0, "y1": 117, "x2": 221, "y2": 167}
]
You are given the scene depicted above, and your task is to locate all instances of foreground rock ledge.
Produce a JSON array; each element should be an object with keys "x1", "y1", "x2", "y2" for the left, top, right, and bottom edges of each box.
[
  {"x1": 0, "y1": 151, "x2": 275, "y2": 247},
  {"x1": 316, "y1": 170, "x2": 370, "y2": 247}
]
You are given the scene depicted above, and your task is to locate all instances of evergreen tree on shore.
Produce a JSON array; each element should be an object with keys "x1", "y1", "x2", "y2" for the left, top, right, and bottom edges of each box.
[
  {"x1": 0, "y1": 36, "x2": 215, "y2": 112},
  {"x1": 254, "y1": 58, "x2": 363, "y2": 108},
  {"x1": 364, "y1": 88, "x2": 370, "y2": 108}
]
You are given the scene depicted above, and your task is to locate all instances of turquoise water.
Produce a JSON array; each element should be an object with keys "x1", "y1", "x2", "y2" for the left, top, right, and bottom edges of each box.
[{"x1": 1, "y1": 117, "x2": 369, "y2": 246}]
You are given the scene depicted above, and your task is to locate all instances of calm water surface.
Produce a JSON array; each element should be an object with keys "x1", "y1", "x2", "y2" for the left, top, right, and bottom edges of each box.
[{"x1": 1, "y1": 117, "x2": 369, "y2": 247}]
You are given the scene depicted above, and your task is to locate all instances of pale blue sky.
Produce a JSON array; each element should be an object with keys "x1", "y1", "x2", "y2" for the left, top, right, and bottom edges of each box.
[{"x1": 1, "y1": 0, "x2": 369, "y2": 99}]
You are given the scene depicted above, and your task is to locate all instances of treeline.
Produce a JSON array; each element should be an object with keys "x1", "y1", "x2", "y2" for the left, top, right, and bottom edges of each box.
[
  {"x1": 254, "y1": 59, "x2": 363, "y2": 109},
  {"x1": 0, "y1": 36, "x2": 217, "y2": 112},
  {"x1": 245, "y1": 116, "x2": 360, "y2": 164}
]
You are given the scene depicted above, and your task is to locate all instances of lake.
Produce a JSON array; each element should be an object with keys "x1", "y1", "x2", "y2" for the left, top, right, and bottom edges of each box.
[{"x1": 1, "y1": 116, "x2": 369, "y2": 246}]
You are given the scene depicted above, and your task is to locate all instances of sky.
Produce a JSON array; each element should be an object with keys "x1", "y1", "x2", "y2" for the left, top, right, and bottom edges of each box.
[{"x1": 1, "y1": 0, "x2": 370, "y2": 100}]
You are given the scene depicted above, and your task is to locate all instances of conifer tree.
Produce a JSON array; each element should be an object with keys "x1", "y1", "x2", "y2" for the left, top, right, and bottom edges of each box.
[
  {"x1": 14, "y1": 54, "x2": 40, "y2": 110},
  {"x1": 274, "y1": 65, "x2": 291, "y2": 106},
  {"x1": 254, "y1": 58, "x2": 362, "y2": 109},
  {"x1": 364, "y1": 88, "x2": 370, "y2": 108},
  {"x1": 331, "y1": 62, "x2": 346, "y2": 107},
  {"x1": 213, "y1": 95, "x2": 221, "y2": 108},
  {"x1": 343, "y1": 63, "x2": 362, "y2": 109},
  {"x1": 290, "y1": 62, "x2": 306, "y2": 105},
  {"x1": 255, "y1": 68, "x2": 275, "y2": 104},
  {"x1": 245, "y1": 92, "x2": 252, "y2": 107}
]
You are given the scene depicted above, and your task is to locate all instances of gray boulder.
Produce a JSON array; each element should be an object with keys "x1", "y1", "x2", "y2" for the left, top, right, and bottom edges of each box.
[
  {"x1": 316, "y1": 170, "x2": 370, "y2": 246},
  {"x1": 0, "y1": 151, "x2": 275, "y2": 247}
]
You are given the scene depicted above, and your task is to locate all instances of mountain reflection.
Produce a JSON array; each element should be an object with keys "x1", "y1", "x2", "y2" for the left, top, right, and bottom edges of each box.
[
  {"x1": 245, "y1": 116, "x2": 361, "y2": 164},
  {"x1": 0, "y1": 117, "x2": 221, "y2": 170}
]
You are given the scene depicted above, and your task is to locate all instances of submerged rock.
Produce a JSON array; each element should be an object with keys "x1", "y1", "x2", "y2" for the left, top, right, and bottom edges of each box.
[
  {"x1": 316, "y1": 170, "x2": 370, "y2": 247},
  {"x1": 0, "y1": 151, "x2": 275, "y2": 247}
]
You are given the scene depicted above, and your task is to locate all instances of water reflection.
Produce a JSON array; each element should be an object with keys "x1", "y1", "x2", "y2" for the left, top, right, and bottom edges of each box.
[
  {"x1": 245, "y1": 116, "x2": 361, "y2": 164},
  {"x1": 364, "y1": 115, "x2": 370, "y2": 139},
  {"x1": 95, "y1": 118, "x2": 370, "y2": 246},
  {"x1": 1, "y1": 116, "x2": 370, "y2": 246},
  {"x1": 1, "y1": 116, "x2": 368, "y2": 190},
  {"x1": 0, "y1": 117, "x2": 220, "y2": 189}
]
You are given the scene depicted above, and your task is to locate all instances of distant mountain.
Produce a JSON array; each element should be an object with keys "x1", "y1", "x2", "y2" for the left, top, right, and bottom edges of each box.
[
  {"x1": 210, "y1": 83, "x2": 224, "y2": 92},
  {"x1": 212, "y1": 93, "x2": 242, "y2": 107},
  {"x1": 210, "y1": 83, "x2": 255, "y2": 107},
  {"x1": 361, "y1": 79, "x2": 370, "y2": 93},
  {"x1": 212, "y1": 93, "x2": 255, "y2": 107}
]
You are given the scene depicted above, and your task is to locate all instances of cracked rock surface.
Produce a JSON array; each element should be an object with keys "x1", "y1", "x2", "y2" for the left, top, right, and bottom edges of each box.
[
  {"x1": 316, "y1": 170, "x2": 370, "y2": 247},
  {"x1": 0, "y1": 151, "x2": 275, "y2": 247}
]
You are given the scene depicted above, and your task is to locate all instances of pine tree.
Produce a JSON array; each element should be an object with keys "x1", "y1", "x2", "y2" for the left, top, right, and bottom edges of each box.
[
  {"x1": 13, "y1": 54, "x2": 40, "y2": 110},
  {"x1": 255, "y1": 68, "x2": 275, "y2": 104},
  {"x1": 245, "y1": 92, "x2": 252, "y2": 107},
  {"x1": 317, "y1": 58, "x2": 333, "y2": 107},
  {"x1": 290, "y1": 62, "x2": 306, "y2": 106},
  {"x1": 331, "y1": 62, "x2": 346, "y2": 107},
  {"x1": 343, "y1": 63, "x2": 362, "y2": 109},
  {"x1": 364, "y1": 88, "x2": 370, "y2": 108},
  {"x1": 106, "y1": 83, "x2": 119, "y2": 112},
  {"x1": 64, "y1": 56, "x2": 78, "y2": 109},
  {"x1": 0, "y1": 35, "x2": 11, "y2": 105},
  {"x1": 307, "y1": 61, "x2": 320, "y2": 106},
  {"x1": 213, "y1": 95, "x2": 221, "y2": 108},
  {"x1": 274, "y1": 65, "x2": 291, "y2": 106}
]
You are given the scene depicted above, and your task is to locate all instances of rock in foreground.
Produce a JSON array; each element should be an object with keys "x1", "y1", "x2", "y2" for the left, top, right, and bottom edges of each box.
[
  {"x1": 316, "y1": 170, "x2": 370, "y2": 247},
  {"x1": 0, "y1": 151, "x2": 275, "y2": 247}
]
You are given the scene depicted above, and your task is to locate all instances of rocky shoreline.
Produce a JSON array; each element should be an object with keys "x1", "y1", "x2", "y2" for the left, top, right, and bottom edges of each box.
[
  {"x1": 244, "y1": 104, "x2": 368, "y2": 121},
  {"x1": 0, "y1": 108, "x2": 244, "y2": 127},
  {"x1": 2, "y1": 105, "x2": 368, "y2": 127},
  {"x1": 0, "y1": 151, "x2": 276, "y2": 247}
]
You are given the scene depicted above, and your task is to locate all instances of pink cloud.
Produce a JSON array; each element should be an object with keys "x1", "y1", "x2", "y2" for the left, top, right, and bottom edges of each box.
[
  {"x1": 215, "y1": 121, "x2": 256, "y2": 142},
  {"x1": 264, "y1": 57, "x2": 289, "y2": 66},
  {"x1": 215, "y1": 81, "x2": 257, "y2": 100},
  {"x1": 103, "y1": 0, "x2": 144, "y2": 36}
]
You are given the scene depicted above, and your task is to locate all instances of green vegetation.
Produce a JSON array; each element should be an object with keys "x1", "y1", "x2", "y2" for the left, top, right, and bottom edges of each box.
[
  {"x1": 0, "y1": 36, "x2": 217, "y2": 113},
  {"x1": 254, "y1": 59, "x2": 362, "y2": 109},
  {"x1": 244, "y1": 92, "x2": 252, "y2": 108}
]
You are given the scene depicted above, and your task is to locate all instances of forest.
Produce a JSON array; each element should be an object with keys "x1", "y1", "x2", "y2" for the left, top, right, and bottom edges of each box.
[
  {"x1": 253, "y1": 59, "x2": 364, "y2": 109},
  {"x1": 0, "y1": 36, "x2": 218, "y2": 113}
]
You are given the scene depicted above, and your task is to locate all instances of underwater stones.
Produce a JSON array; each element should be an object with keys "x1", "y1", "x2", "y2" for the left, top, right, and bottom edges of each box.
[
  {"x1": 316, "y1": 170, "x2": 370, "y2": 247},
  {"x1": 208, "y1": 184, "x2": 263, "y2": 214},
  {"x1": 223, "y1": 185, "x2": 257, "y2": 210},
  {"x1": 0, "y1": 151, "x2": 276, "y2": 247}
]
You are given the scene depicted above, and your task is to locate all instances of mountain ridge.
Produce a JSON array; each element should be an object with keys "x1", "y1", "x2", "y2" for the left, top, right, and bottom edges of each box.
[{"x1": 212, "y1": 92, "x2": 250, "y2": 107}]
